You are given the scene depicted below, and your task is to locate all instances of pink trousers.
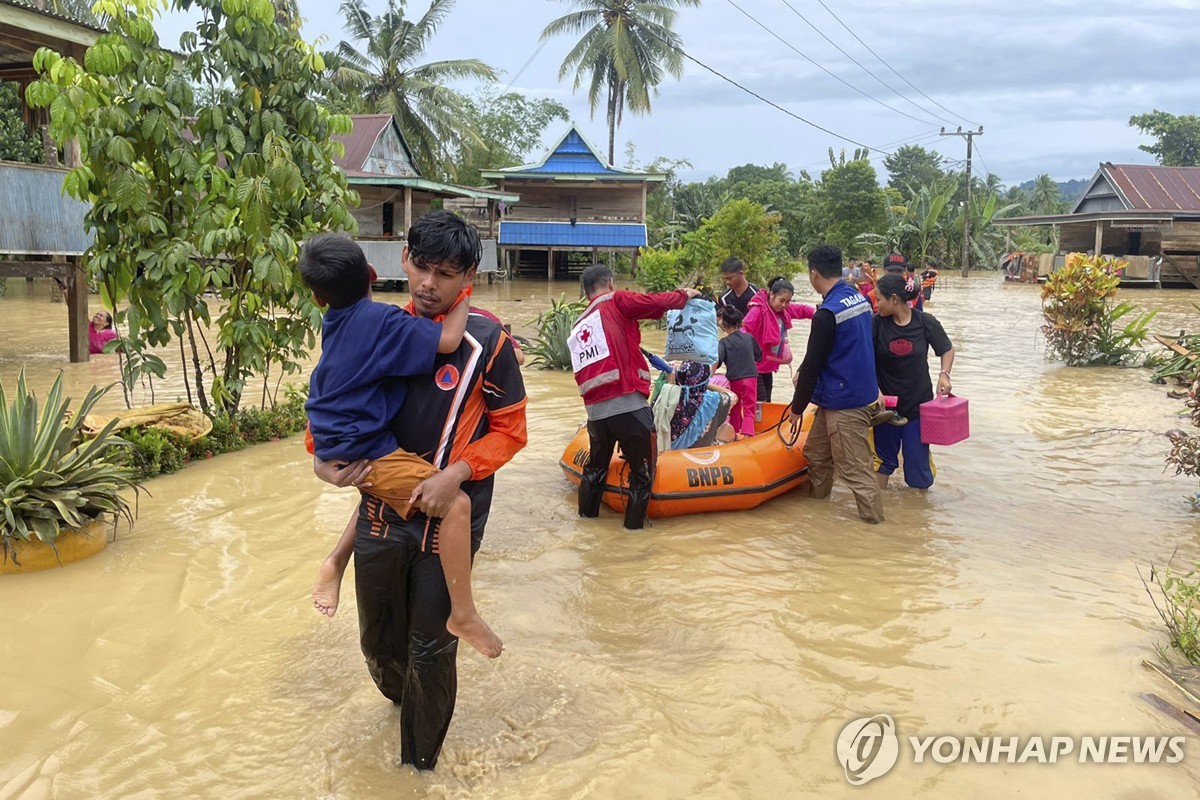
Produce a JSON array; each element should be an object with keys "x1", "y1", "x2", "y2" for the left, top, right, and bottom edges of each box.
[{"x1": 728, "y1": 377, "x2": 758, "y2": 437}]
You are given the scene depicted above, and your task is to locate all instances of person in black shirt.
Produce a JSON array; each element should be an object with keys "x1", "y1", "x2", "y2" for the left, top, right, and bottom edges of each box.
[
  {"x1": 717, "y1": 257, "x2": 758, "y2": 318},
  {"x1": 871, "y1": 273, "x2": 955, "y2": 490}
]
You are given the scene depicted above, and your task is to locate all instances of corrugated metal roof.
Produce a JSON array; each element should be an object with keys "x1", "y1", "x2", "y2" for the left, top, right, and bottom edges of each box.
[
  {"x1": 0, "y1": 0, "x2": 107, "y2": 35},
  {"x1": 1103, "y1": 163, "x2": 1200, "y2": 212},
  {"x1": 498, "y1": 221, "x2": 646, "y2": 248},
  {"x1": 333, "y1": 115, "x2": 394, "y2": 173}
]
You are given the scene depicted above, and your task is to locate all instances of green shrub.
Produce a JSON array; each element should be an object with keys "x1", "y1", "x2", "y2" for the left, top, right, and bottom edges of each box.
[
  {"x1": 1141, "y1": 555, "x2": 1200, "y2": 666},
  {"x1": 527, "y1": 294, "x2": 587, "y2": 371},
  {"x1": 0, "y1": 369, "x2": 139, "y2": 562},
  {"x1": 1041, "y1": 253, "x2": 1155, "y2": 366},
  {"x1": 116, "y1": 384, "x2": 310, "y2": 481},
  {"x1": 636, "y1": 247, "x2": 680, "y2": 293}
]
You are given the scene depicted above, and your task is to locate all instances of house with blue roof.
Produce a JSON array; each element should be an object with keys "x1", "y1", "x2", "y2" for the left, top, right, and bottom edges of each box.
[{"x1": 481, "y1": 125, "x2": 664, "y2": 280}]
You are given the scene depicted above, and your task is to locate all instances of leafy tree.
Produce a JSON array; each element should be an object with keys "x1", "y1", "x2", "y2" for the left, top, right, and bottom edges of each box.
[
  {"x1": 883, "y1": 144, "x2": 945, "y2": 203},
  {"x1": 0, "y1": 82, "x2": 41, "y2": 163},
  {"x1": 1130, "y1": 110, "x2": 1200, "y2": 167},
  {"x1": 541, "y1": 0, "x2": 699, "y2": 165},
  {"x1": 641, "y1": 153, "x2": 693, "y2": 247},
  {"x1": 678, "y1": 198, "x2": 782, "y2": 286},
  {"x1": 332, "y1": 0, "x2": 497, "y2": 179},
  {"x1": 814, "y1": 149, "x2": 886, "y2": 257},
  {"x1": 451, "y1": 89, "x2": 569, "y2": 186},
  {"x1": 30, "y1": 0, "x2": 358, "y2": 414}
]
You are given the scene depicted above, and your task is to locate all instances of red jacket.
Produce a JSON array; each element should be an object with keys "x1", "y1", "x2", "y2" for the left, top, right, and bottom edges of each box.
[{"x1": 569, "y1": 289, "x2": 689, "y2": 406}]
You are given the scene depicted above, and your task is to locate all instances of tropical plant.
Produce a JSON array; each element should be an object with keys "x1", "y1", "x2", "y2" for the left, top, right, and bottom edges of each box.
[
  {"x1": 30, "y1": 0, "x2": 358, "y2": 415},
  {"x1": 0, "y1": 81, "x2": 42, "y2": 163},
  {"x1": 1029, "y1": 173, "x2": 1064, "y2": 214},
  {"x1": 332, "y1": 0, "x2": 497, "y2": 179},
  {"x1": 1141, "y1": 554, "x2": 1200, "y2": 665},
  {"x1": 635, "y1": 246, "x2": 679, "y2": 292},
  {"x1": 0, "y1": 369, "x2": 138, "y2": 565},
  {"x1": 1041, "y1": 253, "x2": 1153, "y2": 366},
  {"x1": 541, "y1": 0, "x2": 699, "y2": 165},
  {"x1": 527, "y1": 294, "x2": 587, "y2": 370}
]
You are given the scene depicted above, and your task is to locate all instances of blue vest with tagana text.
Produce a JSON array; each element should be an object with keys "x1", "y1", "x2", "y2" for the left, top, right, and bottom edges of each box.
[{"x1": 812, "y1": 280, "x2": 878, "y2": 410}]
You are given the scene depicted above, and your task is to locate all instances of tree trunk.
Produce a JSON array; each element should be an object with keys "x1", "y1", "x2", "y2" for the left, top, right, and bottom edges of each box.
[
  {"x1": 185, "y1": 309, "x2": 210, "y2": 415},
  {"x1": 607, "y1": 81, "x2": 617, "y2": 167}
]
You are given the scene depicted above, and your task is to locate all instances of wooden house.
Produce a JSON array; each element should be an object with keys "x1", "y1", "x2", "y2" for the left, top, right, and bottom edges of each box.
[
  {"x1": 481, "y1": 125, "x2": 664, "y2": 280},
  {"x1": 0, "y1": 0, "x2": 100, "y2": 361},
  {"x1": 334, "y1": 115, "x2": 517, "y2": 285},
  {"x1": 996, "y1": 163, "x2": 1200, "y2": 287}
]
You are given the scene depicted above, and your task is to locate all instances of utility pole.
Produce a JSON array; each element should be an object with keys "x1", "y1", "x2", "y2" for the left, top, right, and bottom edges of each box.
[{"x1": 941, "y1": 127, "x2": 983, "y2": 278}]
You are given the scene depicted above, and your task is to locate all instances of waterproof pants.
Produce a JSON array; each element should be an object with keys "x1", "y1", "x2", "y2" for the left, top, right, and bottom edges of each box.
[
  {"x1": 579, "y1": 406, "x2": 656, "y2": 529},
  {"x1": 804, "y1": 406, "x2": 885, "y2": 523},
  {"x1": 353, "y1": 496, "x2": 470, "y2": 770}
]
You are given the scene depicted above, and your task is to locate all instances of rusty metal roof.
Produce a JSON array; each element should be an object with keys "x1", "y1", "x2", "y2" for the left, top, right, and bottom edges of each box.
[
  {"x1": 1102, "y1": 163, "x2": 1200, "y2": 212},
  {"x1": 332, "y1": 115, "x2": 395, "y2": 173}
]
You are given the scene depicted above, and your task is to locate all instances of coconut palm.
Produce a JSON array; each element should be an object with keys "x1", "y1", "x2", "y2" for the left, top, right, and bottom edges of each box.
[
  {"x1": 333, "y1": 0, "x2": 497, "y2": 178},
  {"x1": 541, "y1": 0, "x2": 700, "y2": 166},
  {"x1": 1030, "y1": 173, "x2": 1063, "y2": 214}
]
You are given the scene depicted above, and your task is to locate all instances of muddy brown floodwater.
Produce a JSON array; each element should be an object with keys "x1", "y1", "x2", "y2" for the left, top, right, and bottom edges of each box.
[{"x1": 1, "y1": 275, "x2": 1199, "y2": 799}]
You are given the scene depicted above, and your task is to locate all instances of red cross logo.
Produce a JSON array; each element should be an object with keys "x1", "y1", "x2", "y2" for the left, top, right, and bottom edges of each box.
[{"x1": 580, "y1": 327, "x2": 591, "y2": 344}]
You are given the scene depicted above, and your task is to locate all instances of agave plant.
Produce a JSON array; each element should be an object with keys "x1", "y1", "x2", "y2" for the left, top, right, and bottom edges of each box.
[
  {"x1": 526, "y1": 295, "x2": 587, "y2": 370},
  {"x1": 0, "y1": 369, "x2": 138, "y2": 565}
]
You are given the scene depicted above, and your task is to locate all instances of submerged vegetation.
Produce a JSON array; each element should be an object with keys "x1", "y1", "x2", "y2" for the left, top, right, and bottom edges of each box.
[
  {"x1": 1141, "y1": 555, "x2": 1200, "y2": 667},
  {"x1": 1040, "y1": 254, "x2": 1156, "y2": 367},
  {"x1": 526, "y1": 295, "x2": 587, "y2": 371},
  {"x1": 0, "y1": 369, "x2": 138, "y2": 565}
]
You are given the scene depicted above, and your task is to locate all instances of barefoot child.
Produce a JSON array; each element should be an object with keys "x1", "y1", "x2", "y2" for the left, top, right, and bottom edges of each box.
[
  {"x1": 301, "y1": 233, "x2": 502, "y2": 658},
  {"x1": 713, "y1": 306, "x2": 761, "y2": 438}
]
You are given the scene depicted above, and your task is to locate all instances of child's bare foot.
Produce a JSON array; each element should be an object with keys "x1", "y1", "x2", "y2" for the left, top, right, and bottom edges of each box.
[
  {"x1": 447, "y1": 610, "x2": 503, "y2": 658},
  {"x1": 312, "y1": 558, "x2": 343, "y2": 618}
]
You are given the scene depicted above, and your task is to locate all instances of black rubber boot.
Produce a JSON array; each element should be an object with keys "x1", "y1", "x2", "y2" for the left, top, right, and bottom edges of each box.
[{"x1": 578, "y1": 469, "x2": 605, "y2": 518}]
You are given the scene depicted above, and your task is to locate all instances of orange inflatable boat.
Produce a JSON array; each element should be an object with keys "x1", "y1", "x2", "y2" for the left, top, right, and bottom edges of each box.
[{"x1": 559, "y1": 402, "x2": 813, "y2": 518}]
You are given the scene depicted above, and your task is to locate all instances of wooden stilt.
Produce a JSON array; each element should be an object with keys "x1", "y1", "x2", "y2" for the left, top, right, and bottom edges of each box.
[{"x1": 66, "y1": 257, "x2": 89, "y2": 363}]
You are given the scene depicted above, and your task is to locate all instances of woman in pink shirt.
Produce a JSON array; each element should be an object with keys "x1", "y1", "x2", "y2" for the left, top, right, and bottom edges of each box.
[
  {"x1": 88, "y1": 310, "x2": 117, "y2": 355},
  {"x1": 742, "y1": 276, "x2": 816, "y2": 415}
]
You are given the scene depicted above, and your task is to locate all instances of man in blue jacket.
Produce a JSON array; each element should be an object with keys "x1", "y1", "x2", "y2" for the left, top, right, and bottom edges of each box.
[{"x1": 787, "y1": 244, "x2": 884, "y2": 523}]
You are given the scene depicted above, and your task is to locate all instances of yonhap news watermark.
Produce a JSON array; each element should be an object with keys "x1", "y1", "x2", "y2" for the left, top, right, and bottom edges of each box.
[{"x1": 836, "y1": 714, "x2": 1187, "y2": 786}]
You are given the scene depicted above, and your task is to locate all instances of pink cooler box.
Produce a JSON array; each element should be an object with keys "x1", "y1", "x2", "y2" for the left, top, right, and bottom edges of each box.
[{"x1": 920, "y1": 394, "x2": 969, "y2": 446}]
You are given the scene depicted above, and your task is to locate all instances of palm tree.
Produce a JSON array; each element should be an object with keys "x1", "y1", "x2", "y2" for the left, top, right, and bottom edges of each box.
[
  {"x1": 541, "y1": 0, "x2": 699, "y2": 166},
  {"x1": 333, "y1": 0, "x2": 497, "y2": 178},
  {"x1": 1030, "y1": 174, "x2": 1063, "y2": 214}
]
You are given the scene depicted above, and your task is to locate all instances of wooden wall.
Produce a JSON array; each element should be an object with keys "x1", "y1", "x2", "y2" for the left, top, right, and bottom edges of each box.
[
  {"x1": 350, "y1": 185, "x2": 434, "y2": 238},
  {"x1": 502, "y1": 182, "x2": 644, "y2": 223}
]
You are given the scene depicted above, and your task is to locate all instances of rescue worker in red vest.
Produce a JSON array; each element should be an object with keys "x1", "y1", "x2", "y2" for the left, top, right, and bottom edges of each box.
[{"x1": 569, "y1": 264, "x2": 701, "y2": 529}]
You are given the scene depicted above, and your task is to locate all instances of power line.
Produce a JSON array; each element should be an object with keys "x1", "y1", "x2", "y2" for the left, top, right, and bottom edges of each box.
[
  {"x1": 724, "y1": 0, "x2": 941, "y2": 128},
  {"x1": 505, "y1": 0, "x2": 580, "y2": 92},
  {"x1": 775, "y1": 0, "x2": 956, "y2": 127},
  {"x1": 638, "y1": 23, "x2": 894, "y2": 155},
  {"x1": 812, "y1": 0, "x2": 979, "y2": 128}
]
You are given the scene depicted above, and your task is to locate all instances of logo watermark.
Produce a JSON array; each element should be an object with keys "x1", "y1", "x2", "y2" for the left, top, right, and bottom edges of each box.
[{"x1": 836, "y1": 715, "x2": 1186, "y2": 786}]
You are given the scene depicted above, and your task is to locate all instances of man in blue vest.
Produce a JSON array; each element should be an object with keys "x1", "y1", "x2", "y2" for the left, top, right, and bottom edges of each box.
[{"x1": 787, "y1": 244, "x2": 884, "y2": 523}]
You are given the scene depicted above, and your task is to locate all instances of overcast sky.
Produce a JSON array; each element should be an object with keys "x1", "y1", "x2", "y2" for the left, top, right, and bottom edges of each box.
[{"x1": 154, "y1": 0, "x2": 1199, "y2": 185}]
